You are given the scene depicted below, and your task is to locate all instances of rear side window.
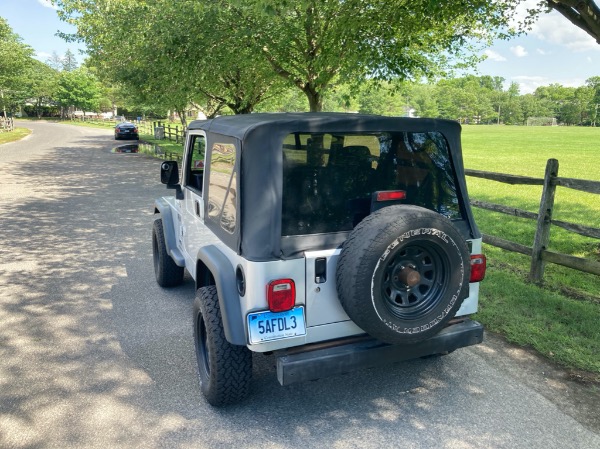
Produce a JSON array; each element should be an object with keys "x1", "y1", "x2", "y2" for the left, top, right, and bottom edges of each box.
[
  {"x1": 208, "y1": 143, "x2": 237, "y2": 233},
  {"x1": 282, "y1": 131, "x2": 462, "y2": 236}
]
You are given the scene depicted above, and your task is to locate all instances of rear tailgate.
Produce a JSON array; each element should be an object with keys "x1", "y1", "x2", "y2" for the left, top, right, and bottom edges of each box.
[{"x1": 304, "y1": 248, "x2": 351, "y2": 327}]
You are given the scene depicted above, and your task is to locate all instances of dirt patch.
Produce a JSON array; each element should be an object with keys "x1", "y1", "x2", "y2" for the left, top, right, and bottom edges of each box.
[
  {"x1": 558, "y1": 286, "x2": 600, "y2": 304},
  {"x1": 474, "y1": 331, "x2": 600, "y2": 434}
]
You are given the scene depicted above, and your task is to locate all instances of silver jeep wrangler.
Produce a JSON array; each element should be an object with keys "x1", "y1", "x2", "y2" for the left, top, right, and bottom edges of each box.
[{"x1": 152, "y1": 113, "x2": 486, "y2": 406}]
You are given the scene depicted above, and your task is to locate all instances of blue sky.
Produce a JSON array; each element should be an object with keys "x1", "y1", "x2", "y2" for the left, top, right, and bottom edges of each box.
[
  {"x1": 3, "y1": 0, "x2": 600, "y2": 95},
  {"x1": 3, "y1": 0, "x2": 85, "y2": 63}
]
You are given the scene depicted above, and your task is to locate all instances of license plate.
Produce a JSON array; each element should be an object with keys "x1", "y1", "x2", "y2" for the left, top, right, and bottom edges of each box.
[{"x1": 247, "y1": 307, "x2": 306, "y2": 344}]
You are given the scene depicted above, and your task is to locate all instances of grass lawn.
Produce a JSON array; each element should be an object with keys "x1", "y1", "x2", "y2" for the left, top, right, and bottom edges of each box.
[
  {"x1": 0, "y1": 128, "x2": 32, "y2": 145},
  {"x1": 462, "y1": 125, "x2": 600, "y2": 376},
  {"x1": 138, "y1": 132, "x2": 184, "y2": 158},
  {"x1": 60, "y1": 118, "x2": 118, "y2": 130}
]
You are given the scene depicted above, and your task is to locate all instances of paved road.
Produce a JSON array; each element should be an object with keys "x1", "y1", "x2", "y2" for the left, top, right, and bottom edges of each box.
[{"x1": 1, "y1": 121, "x2": 598, "y2": 449}]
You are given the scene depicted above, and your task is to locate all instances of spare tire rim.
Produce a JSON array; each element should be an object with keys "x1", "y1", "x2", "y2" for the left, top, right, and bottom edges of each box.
[{"x1": 381, "y1": 242, "x2": 449, "y2": 320}]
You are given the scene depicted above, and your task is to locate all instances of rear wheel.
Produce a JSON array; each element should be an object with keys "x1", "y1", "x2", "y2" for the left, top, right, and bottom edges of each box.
[
  {"x1": 193, "y1": 286, "x2": 252, "y2": 406},
  {"x1": 152, "y1": 218, "x2": 184, "y2": 287}
]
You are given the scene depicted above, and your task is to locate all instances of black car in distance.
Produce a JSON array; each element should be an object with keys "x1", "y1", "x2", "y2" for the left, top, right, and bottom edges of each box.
[{"x1": 114, "y1": 122, "x2": 139, "y2": 140}]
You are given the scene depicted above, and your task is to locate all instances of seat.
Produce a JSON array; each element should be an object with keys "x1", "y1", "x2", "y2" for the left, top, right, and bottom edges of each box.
[{"x1": 328, "y1": 145, "x2": 373, "y2": 197}]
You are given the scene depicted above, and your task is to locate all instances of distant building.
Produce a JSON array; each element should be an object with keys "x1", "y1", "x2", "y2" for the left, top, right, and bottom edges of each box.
[{"x1": 402, "y1": 107, "x2": 417, "y2": 118}]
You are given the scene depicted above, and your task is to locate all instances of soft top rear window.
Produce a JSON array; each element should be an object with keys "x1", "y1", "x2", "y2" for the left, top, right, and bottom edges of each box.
[{"x1": 282, "y1": 131, "x2": 462, "y2": 236}]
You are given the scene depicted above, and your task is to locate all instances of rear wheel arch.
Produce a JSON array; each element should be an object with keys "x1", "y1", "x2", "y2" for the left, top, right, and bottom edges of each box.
[
  {"x1": 195, "y1": 246, "x2": 246, "y2": 346},
  {"x1": 195, "y1": 259, "x2": 216, "y2": 290}
]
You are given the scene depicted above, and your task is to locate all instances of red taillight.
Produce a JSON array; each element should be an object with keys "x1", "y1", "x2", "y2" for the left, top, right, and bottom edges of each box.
[
  {"x1": 133, "y1": 128, "x2": 138, "y2": 132},
  {"x1": 470, "y1": 254, "x2": 486, "y2": 282},
  {"x1": 376, "y1": 190, "x2": 406, "y2": 201},
  {"x1": 267, "y1": 279, "x2": 296, "y2": 312}
]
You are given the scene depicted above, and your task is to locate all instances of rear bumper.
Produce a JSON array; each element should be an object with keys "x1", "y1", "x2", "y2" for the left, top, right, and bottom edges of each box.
[{"x1": 276, "y1": 319, "x2": 483, "y2": 386}]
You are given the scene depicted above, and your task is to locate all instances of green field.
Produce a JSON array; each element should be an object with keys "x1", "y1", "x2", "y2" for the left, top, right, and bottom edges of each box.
[{"x1": 461, "y1": 125, "x2": 599, "y2": 376}]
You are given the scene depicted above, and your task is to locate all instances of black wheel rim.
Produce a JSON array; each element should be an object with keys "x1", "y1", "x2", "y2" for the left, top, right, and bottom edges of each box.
[
  {"x1": 380, "y1": 242, "x2": 449, "y2": 320},
  {"x1": 197, "y1": 314, "x2": 211, "y2": 377}
]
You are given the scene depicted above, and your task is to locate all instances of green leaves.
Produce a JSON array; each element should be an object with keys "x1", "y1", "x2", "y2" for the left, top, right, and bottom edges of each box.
[
  {"x1": 53, "y1": 0, "x2": 522, "y2": 113},
  {"x1": 0, "y1": 17, "x2": 35, "y2": 114},
  {"x1": 55, "y1": 67, "x2": 101, "y2": 114}
]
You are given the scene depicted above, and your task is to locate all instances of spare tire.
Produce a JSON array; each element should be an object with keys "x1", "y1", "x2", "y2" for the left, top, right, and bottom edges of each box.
[{"x1": 336, "y1": 205, "x2": 470, "y2": 345}]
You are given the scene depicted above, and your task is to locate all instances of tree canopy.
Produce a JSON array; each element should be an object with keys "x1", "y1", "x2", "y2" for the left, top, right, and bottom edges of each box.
[
  {"x1": 237, "y1": 0, "x2": 521, "y2": 110},
  {"x1": 54, "y1": 0, "x2": 523, "y2": 112},
  {"x1": 2, "y1": 2, "x2": 599, "y2": 124},
  {"x1": 55, "y1": 67, "x2": 101, "y2": 117},
  {"x1": 0, "y1": 17, "x2": 34, "y2": 116}
]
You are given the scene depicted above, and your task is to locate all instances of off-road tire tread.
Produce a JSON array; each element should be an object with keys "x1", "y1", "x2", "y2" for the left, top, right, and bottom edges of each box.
[
  {"x1": 195, "y1": 286, "x2": 252, "y2": 406},
  {"x1": 152, "y1": 218, "x2": 184, "y2": 287}
]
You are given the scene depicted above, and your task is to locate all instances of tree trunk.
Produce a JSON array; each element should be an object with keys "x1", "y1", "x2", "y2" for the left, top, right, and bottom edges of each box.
[
  {"x1": 1, "y1": 90, "x2": 6, "y2": 119},
  {"x1": 230, "y1": 102, "x2": 254, "y2": 114},
  {"x1": 303, "y1": 85, "x2": 323, "y2": 112},
  {"x1": 176, "y1": 109, "x2": 187, "y2": 128}
]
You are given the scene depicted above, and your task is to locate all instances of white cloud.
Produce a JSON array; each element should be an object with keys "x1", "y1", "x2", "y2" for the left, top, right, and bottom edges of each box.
[
  {"x1": 512, "y1": 75, "x2": 587, "y2": 94},
  {"x1": 513, "y1": 0, "x2": 600, "y2": 52},
  {"x1": 37, "y1": 0, "x2": 57, "y2": 9},
  {"x1": 484, "y1": 49, "x2": 507, "y2": 62},
  {"x1": 35, "y1": 51, "x2": 52, "y2": 61},
  {"x1": 536, "y1": 48, "x2": 549, "y2": 55},
  {"x1": 512, "y1": 76, "x2": 547, "y2": 94},
  {"x1": 510, "y1": 45, "x2": 528, "y2": 57},
  {"x1": 587, "y1": 56, "x2": 593, "y2": 63}
]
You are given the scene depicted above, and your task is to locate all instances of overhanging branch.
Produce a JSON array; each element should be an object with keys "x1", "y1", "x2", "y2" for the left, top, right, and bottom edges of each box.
[{"x1": 548, "y1": 0, "x2": 600, "y2": 43}]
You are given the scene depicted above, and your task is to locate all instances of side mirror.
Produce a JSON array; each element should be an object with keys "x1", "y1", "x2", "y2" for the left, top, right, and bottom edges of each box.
[
  {"x1": 161, "y1": 161, "x2": 179, "y2": 185},
  {"x1": 160, "y1": 161, "x2": 183, "y2": 199}
]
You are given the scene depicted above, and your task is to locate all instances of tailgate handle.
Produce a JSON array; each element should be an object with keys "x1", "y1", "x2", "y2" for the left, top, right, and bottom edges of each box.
[{"x1": 315, "y1": 258, "x2": 327, "y2": 284}]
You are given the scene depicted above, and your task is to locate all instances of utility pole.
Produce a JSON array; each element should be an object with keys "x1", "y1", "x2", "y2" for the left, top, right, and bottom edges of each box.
[{"x1": 497, "y1": 102, "x2": 501, "y2": 125}]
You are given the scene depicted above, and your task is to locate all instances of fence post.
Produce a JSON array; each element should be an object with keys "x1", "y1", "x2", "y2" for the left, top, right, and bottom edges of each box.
[
  {"x1": 529, "y1": 158, "x2": 559, "y2": 283},
  {"x1": 176, "y1": 126, "x2": 179, "y2": 143}
]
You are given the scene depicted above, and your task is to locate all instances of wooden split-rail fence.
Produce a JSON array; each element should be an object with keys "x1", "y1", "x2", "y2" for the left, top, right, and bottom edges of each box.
[
  {"x1": 466, "y1": 158, "x2": 600, "y2": 283},
  {"x1": 0, "y1": 117, "x2": 14, "y2": 132}
]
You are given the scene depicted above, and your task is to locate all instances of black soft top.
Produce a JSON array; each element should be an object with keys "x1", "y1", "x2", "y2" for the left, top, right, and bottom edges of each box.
[
  {"x1": 188, "y1": 113, "x2": 462, "y2": 142},
  {"x1": 191, "y1": 113, "x2": 479, "y2": 261}
]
